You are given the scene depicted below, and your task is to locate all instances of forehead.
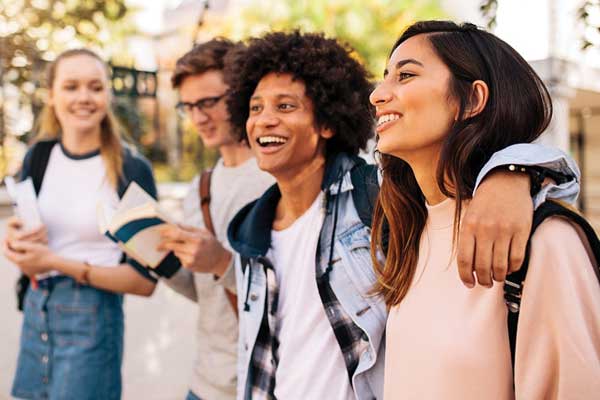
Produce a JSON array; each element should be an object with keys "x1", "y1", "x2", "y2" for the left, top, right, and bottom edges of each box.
[
  {"x1": 388, "y1": 34, "x2": 439, "y2": 68},
  {"x1": 253, "y1": 72, "x2": 307, "y2": 98},
  {"x1": 179, "y1": 70, "x2": 227, "y2": 99},
  {"x1": 54, "y1": 54, "x2": 107, "y2": 82}
]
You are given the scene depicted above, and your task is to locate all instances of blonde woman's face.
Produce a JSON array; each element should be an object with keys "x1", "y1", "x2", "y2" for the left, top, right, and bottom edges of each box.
[{"x1": 49, "y1": 54, "x2": 110, "y2": 135}]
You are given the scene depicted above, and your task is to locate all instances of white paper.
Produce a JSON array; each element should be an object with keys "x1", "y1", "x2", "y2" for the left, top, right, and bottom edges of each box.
[{"x1": 4, "y1": 176, "x2": 43, "y2": 231}]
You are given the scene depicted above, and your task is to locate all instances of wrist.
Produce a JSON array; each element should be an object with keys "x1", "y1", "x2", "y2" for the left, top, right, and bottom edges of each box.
[
  {"x1": 77, "y1": 262, "x2": 92, "y2": 285},
  {"x1": 212, "y1": 249, "x2": 232, "y2": 278}
]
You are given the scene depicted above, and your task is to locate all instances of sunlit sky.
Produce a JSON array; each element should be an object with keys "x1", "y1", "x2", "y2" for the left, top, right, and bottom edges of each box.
[
  {"x1": 126, "y1": 0, "x2": 183, "y2": 35},
  {"x1": 125, "y1": 0, "x2": 600, "y2": 68}
]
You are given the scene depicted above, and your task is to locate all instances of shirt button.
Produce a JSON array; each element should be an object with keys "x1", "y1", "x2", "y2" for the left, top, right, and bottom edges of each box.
[
  {"x1": 250, "y1": 293, "x2": 258, "y2": 301},
  {"x1": 41, "y1": 333, "x2": 48, "y2": 342},
  {"x1": 42, "y1": 377, "x2": 48, "y2": 384},
  {"x1": 42, "y1": 355, "x2": 49, "y2": 363}
]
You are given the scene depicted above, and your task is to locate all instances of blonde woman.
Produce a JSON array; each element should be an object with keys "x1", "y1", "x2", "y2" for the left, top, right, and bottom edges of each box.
[{"x1": 4, "y1": 49, "x2": 159, "y2": 400}]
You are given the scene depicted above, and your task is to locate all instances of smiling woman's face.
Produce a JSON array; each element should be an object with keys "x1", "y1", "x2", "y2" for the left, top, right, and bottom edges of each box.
[
  {"x1": 49, "y1": 54, "x2": 109, "y2": 136},
  {"x1": 370, "y1": 34, "x2": 459, "y2": 163}
]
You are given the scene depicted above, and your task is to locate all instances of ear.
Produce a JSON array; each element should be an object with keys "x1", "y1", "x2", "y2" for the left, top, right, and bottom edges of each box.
[
  {"x1": 319, "y1": 127, "x2": 335, "y2": 140},
  {"x1": 48, "y1": 89, "x2": 54, "y2": 107},
  {"x1": 464, "y1": 80, "x2": 489, "y2": 119}
]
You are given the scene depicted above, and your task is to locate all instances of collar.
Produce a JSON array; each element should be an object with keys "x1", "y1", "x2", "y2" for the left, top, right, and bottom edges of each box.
[{"x1": 227, "y1": 152, "x2": 364, "y2": 257}]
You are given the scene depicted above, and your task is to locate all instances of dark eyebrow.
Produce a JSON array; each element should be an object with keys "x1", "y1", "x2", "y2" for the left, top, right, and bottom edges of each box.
[
  {"x1": 250, "y1": 93, "x2": 300, "y2": 101},
  {"x1": 396, "y1": 58, "x2": 424, "y2": 69},
  {"x1": 383, "y1": 58, "x2": 423, "y2": 78}
]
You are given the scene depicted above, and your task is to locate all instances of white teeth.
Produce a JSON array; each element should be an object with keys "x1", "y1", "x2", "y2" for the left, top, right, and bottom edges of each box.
[
  {"x1": 258, "y1": 136, "x2": 288, "y2": 145},
  {"x1": 377, "y1": 113, "x2": 400, "y2": 126}
]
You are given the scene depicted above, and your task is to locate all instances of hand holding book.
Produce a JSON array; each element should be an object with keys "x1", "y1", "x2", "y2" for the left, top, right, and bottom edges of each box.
[{"x1": 97, "y1": 182, "x2": 179, "y2": 277}]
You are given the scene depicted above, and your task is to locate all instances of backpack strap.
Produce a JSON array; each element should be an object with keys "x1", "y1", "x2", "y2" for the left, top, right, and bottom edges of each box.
[
  {"x1": 27, "y1": 140, "x2": 58, "y2": 194},
  {"x1": 350, "y1": 163, "x2": 379, "y2": 228},
  {"x1": 504, "y1": 200, "x2": 600, "y2": 368},
  {"x1": 199, "y1": 169, "x2": 215, "y2": 235},
  {"x1": 198, "y1": 168, "x2": 238, "y2": 318}
]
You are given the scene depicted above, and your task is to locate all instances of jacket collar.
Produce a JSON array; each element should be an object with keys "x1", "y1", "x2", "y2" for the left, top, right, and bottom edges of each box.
[{"x1": 227, "y1": 152, "x2": 364, "y2": 257}]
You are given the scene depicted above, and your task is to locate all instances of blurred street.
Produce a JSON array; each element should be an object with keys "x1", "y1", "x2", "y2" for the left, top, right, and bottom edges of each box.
[{"x1": 0, "y1": 186, "x2": 198, "y2": 400}]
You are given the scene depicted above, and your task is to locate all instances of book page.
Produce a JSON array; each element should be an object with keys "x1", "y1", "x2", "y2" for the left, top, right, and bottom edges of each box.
[
  {"x1": 116, "y1": 181, "x2": 157, "y2": 215},
  {"x1": 5, "y1": 176, "x2": 43, "y2": 232}
]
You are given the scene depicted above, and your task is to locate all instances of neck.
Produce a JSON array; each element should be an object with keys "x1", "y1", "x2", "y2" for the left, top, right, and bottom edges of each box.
[
  {"x1": 61, "y1": 127, "x2": 102, "y2": 155},
  {"x1": 273, "y1": 155, "x2": 326, "y2": 231},
  {"x1": 404, "y1": 149, "x2": 447, "y2": 206},
  {"x1": 219, "y1": 142, "x2": 253, "y2": 167}
]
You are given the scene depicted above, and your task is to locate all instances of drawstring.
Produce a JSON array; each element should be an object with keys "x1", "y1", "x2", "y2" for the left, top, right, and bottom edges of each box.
[
  {"x1": 243, "y1": 258, "x2": 252, "y2": 312},
  {"x1": 323, "y1": 169, "x2": 344, "y2": 281}
]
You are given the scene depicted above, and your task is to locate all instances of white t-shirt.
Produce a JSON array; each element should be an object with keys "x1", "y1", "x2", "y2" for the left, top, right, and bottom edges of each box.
[
  {"x1": 37, "y1": 143, "x2": 122, "y2": 278},
  {"x1": 269, "y1": 192, "x2": 354, "y2": 400}
]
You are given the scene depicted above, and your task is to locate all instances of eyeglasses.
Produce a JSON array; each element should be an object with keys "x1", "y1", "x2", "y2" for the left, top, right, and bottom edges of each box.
[{"x1": 176, "y1": 93, "x2": 226, "y2": 117}]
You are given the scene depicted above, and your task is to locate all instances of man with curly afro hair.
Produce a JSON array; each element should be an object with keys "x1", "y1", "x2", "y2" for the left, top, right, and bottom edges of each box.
[{"x1": 225, "y1": 30, "x2": 579, "y2": 400}]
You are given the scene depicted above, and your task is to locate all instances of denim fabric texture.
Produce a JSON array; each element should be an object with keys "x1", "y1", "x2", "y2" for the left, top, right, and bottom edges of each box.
[
  {"x1": 12, "y1": 276, "x2": 124, "y2": 400},
  {"x1": 228, "y1": 146, "x2": 581, "y2": 400},
  {"x1": 185, "y1": 390, "x2": 202, "y2": 400}
]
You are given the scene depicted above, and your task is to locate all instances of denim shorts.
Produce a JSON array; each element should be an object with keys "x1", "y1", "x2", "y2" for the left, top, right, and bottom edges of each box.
[{"x1": 12, "y1": 276, "x2": 124, "y2": 400}]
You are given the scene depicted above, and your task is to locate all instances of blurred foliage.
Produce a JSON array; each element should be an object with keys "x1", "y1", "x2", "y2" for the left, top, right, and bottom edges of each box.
[
  {"x1": 480, "y1": 0, "x2": 600, "y2": 50},
  {"x1": 153, "y1": 121, "x2": 219, "y2": 182},
  {"x1": 202, "y1": 0, "x2": 445, "y2": 78},
  {"x1": 0, "y1": 0, "x2": 146, "y2": 180},
  {"x1": 0, "y1": 0, "x2": 134, "y2": 95}
]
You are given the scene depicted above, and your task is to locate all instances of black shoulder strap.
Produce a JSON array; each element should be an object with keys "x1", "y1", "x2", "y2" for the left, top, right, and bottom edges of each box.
[
  {"x1": 350, "y1": 163, "x2": 379, "y2": 228},
  {"x1": 505, "y1": 200, "x2": 600, "y2": 368},
  {"x1": 28, "y1": 140, "x2": 57, "y2": 194}
]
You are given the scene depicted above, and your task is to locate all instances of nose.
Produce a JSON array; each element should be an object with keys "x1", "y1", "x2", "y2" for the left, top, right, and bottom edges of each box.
[
  {"x1": 254, "y1": 107, "x2": 279, "y2": 128},
  {"x1": 369, "y1": 82, "x2": 392, "y2": 106},
  {"x1": 190, "y1": 107, "x2": 210, "y2": 125},
  {"x1": 76, "y1": 87, "x2": 93, "y2": 103}
]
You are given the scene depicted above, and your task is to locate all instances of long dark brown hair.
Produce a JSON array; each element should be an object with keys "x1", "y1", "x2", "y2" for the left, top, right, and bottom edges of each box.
[{"x1": 371, "y1": 21, "x2": 553, "y2": 307}]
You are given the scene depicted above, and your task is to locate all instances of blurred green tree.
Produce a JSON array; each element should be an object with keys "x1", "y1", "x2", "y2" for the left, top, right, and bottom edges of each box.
[
  {"x1": 0, "y1": 0, "x2": 138, "y2": 177},
  {"x1": 203, "y1": 0, "x2": 444, "y2": 78}
]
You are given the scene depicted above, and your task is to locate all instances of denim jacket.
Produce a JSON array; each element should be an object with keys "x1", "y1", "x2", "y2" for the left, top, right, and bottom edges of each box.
[{"x1": 227, "y1": 146, "x2": 580, "y2": 400}]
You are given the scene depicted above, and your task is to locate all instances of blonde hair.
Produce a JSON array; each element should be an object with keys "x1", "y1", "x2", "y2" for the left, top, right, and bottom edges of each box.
[{"x1": 34, "y1": 48, "x2": 123, "y2": 188}]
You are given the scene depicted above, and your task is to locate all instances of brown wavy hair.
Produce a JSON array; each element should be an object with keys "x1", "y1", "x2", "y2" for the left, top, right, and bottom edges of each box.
[
  {"x1": 371, "y1": 21, "x2": 553, "y2": 307},
  {"x1": 34, "y1": 48, "x2": 123, "y2": 188}
]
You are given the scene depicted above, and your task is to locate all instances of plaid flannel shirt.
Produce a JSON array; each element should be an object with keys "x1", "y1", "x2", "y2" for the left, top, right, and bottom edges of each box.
[{"x1": 246, "y1": 221, "x2": 368, "y2": 399}]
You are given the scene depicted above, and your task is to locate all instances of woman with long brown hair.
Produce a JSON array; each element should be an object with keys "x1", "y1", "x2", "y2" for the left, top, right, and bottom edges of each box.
[
  {"x1": 4, "y1": 48, "x2": 158, "y2": 399},
  {"x1": 370, "y1": 21, "x2": 600, "y2": 399}
]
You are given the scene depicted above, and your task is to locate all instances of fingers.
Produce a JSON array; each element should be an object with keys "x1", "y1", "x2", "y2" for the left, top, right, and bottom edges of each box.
[
  {"x1": 473, "y1": 236, "x2": 493, "y2": 288},
  {"x1": 7, "y1": 216, "x2": 23, "y2": 230},
  {"x1": 508, "y1": 230, "x2": 528, "y2": 274},
  {"x1": 491, "y1": 235, "x2": 510, "y2": 282},
  {"x1": 456, "y1": 230, "x2": 476, "y2": 288}
]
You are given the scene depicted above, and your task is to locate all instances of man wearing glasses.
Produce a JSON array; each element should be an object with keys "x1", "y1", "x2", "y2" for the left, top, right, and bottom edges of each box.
[{"x1": 158, "y1": 38, "x2": 274, "y2": 400}]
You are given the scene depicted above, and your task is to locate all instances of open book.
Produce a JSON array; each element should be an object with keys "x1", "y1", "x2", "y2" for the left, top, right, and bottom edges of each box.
[
  {"x1": 4, "y1": 176, "x2": 43, "y2": 231},
  {"x1": 98, "y1": 182, "x2": 175, "y2": 270}
]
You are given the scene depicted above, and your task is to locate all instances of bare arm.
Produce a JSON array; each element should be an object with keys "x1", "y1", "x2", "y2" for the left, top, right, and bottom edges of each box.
[{"x1": 5, "y1": 239, "x2": 156, "y2": 297}]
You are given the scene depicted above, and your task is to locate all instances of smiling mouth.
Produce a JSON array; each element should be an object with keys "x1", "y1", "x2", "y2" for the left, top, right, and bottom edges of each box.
[
  {"x1": 256, "y1": 135, "x2": 288, "y2": 148},
  {"x1": 376, "y1": 113, "x2": 401, "y2": 128}
]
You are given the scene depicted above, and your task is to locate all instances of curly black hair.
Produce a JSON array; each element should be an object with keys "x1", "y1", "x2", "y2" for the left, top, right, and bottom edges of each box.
[{"x1": 225, "y1": 31, "x2": 374, "y2": 156}]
